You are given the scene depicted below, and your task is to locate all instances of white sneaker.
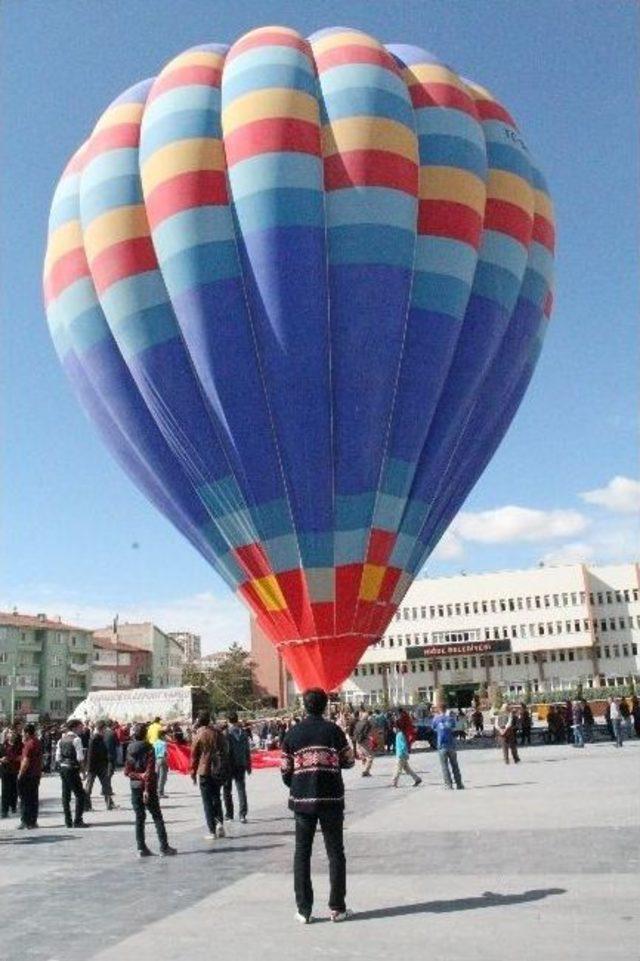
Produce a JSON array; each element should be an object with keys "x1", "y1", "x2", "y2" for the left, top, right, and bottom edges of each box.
[
  {"x1": 295, "y1": 911, "x2": 312, "y2": 924},
  {"x1": 215, "y1": 824, "x2": 226, "y2": 838},
  {"x1": 203, "y1": 833, "x2": 216, "y2": 840},
  {"x1": 239, "y1": 815, "x2": 247, "y2": 824},
  {"x1": 330, "y1": 909, "x2": 353, "y2": 923}
]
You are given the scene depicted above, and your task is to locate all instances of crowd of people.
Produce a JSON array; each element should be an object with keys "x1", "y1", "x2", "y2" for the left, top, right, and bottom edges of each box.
[{"x1": 1, "y1": 691, "x2": 638, "y2": 922}]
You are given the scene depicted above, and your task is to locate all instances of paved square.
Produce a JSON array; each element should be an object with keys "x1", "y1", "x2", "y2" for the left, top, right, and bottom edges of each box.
[{"x1": 1, "y1": 739, "x2": 638, "y2": 961}]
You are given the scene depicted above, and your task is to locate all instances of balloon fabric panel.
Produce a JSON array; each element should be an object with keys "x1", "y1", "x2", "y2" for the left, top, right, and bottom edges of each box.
[{"x1": 44, "y1": 25, "x2": 555, "y2": 693}]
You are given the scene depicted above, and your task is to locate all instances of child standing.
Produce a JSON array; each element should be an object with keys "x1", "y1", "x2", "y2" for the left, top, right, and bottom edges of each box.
[{"x1": 390, "y1": 724, "x2": 422, "y2": 788}]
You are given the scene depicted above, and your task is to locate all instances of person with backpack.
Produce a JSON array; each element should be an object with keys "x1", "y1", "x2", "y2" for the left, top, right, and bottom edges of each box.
[
  {"x1": 56, "y1": 719, "x2": 89, "y2": 828},
  {"x1": 190, "y1": 711, "x2": 226, "y2": 839},
  {"x1": 124, "y1": 723, "x2": 176, "y2": 858},
  {"x1": 353, "y1": 710, "x2": 374, "y2": 777},
  {"x1": 85, "y1": 720, "x2": 115, "y2": 810},
  {"x1": 224, "y1": 712, "x2": 252, "y2": 823}
]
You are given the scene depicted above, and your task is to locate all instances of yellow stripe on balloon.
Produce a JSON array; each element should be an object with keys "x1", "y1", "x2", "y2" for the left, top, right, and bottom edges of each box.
[
  {"x1": 44, "y1": 220, "x2": 84, "y2": 277},
  {"x1": 141, "y1": 138, "x2": 225, "y2": 193},
  {"x1": 83, "y1": 204, "x2": 149, "y2": 261},
  {"x1": 359, "y1": 564, "x2": 386, "y2": 603},
  {"x1": 402, "y1": 63, "x2": 469, "y2": 93},
  {"x1": 534, "y1": 189, "x2": 554, "y2": 224},
  {"x1": 311, "y1": 29, "x2": 382, "y2": 55},
  {"x1": 419, "y1": 166, "x2": 486, "y2": 215},
  {"x1": 222, "y1": 87, "x2": 319, "y2": 134},
  {"x1": 487, "y1": 170, "x2": 534, "y2": 217},
  {"x1": 165, "y1": 50, "x2": 226, "y2": 70},
  {"x1": 252, "y1": 575, "x2": 288, "y2": 612},
  {"x1": 93, "y1": 102, "x2": 144, "y2": 134},
  {"x1": 322, "y1": 117, "x2": 418, "y2": 163}
]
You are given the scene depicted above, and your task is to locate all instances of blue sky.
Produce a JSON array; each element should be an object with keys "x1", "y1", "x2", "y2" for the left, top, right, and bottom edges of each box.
[{"x1": 1, "y1": 0, "x2": 638, "y2": 650}]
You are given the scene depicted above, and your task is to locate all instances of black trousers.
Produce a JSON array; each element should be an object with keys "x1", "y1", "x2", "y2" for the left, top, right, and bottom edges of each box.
[
  {"x1": 85, "y1": 767, "x2": 113, "y2": 802},
  {"x1": 294, "y1": 808, "x2": 346, "y2": 915},
  {"x1": 1, "y1": 770, "x2": 18, "y2": 815},
  {"x1": 60, "y1": 768, "x2": 85, "y2": 825},
  {"x1": 130, "y1": 788, "x2": 168, "y2": 852},
  {"x1": 18, "y1": 775, "x2": 40, "y2": 827},
  {"x1": 198, "y1": 775, "x2": 224, "y2": 832},
  {"x1": 223, "y1": 770, "x2": 248, "y2": 819}
]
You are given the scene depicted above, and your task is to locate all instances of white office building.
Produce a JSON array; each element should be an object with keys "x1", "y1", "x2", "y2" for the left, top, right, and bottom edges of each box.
[{"x1": 335, "y1": 563, "x2": 640, "y2": 707}]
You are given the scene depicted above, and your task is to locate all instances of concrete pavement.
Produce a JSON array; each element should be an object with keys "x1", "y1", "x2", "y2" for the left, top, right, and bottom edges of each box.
[{"x1": 1, "y1": 738, "x2": 638, "y2": 961}]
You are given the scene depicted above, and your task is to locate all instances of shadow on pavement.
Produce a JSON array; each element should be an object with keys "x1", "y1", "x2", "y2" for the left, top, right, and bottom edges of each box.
[
  {"x1": 351, "y1": 887, "x2": 566, "y2": 921},
  {"x1": 182, "y1": 842, "x2": 286, "y2": 856},
  {"x1": 0, "y1": 835, "x2": 76, "y2": 845},
  {"x1": 472, "y1": 781, "x2": 537, "y2": 789}
]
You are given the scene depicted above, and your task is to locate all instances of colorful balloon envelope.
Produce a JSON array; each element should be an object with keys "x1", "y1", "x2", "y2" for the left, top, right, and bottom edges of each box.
[{"x1": 44, "y1": 26, "x2": 555, "y2": 692}]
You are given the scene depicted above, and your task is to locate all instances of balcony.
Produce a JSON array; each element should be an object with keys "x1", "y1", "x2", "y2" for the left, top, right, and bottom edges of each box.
[
  {"x1": 18, "y1": 639, "x2": 43, "y2": 652},
  {"x1": 15, "y1": 681, "x2": 40, "y2": 694},
  {"x1": 69, "y1": 661, "x2": 89, "y2": 673}
]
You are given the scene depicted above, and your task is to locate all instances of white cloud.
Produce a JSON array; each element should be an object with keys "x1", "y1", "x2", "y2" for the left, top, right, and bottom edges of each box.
[
  {"x1": 453, "y1": 506, "x2": 589, "y2": 544},
  {"x1": 0, "y1": 591, "x2": 249, "y2": 656},
  {"x1": 541, "y1": 542, "x2": 595, "y2": 566},
  {"x1": 430, "y1": 529, "x2": 464, "y2": 560},
  {"x1": 580, "y1": 476, "x2": 640, "y2": 514}
]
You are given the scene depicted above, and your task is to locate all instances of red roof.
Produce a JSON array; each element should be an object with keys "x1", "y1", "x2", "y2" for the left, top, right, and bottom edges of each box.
[
  {"x1": 0, "y1": 611, "x2": 91, "y2": 632},
  {"x1": 92, "y1": 636, "x2": 150, "y2": 654}
]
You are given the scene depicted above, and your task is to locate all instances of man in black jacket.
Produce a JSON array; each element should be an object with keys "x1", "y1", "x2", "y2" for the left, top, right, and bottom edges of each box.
[
  {"x1": 124, "y1": 723, "x2": 176, "y2": 858},
  {"x1": 223, "y1": 713, "x2": 252, "y2": 823},
  {"x1": 56, "y1": 720, "x2": 89, "y2": 828},
  {"x1": 85, "y1": 721, "x2": 114, "y2": 810},
  {"x1": 281, "y1": 688, "x2": 354, "y2": 924}
]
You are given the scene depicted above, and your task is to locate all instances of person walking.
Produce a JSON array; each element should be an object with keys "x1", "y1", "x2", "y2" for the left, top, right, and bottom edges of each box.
[
  {"x1": 281, "y1": 688, "x2": 354, "y2": 924},
  {"x1": 571, "y1": 700, "x2": 585, "y2": 748},
  {"x1": 125, "y1": 723, "x2": 176, "y2": 857},
  {"x1": 56, "y1": 720, "x2": 89, "y2": 828},
  {"x1": 581, "y1": 699, "x2": 594, "y2": 743},
  {"x1": 85, "y1": 721, "x2": 114, "y2": 810},
  {"x1": 472, "y1": 706, "x2": 484, "y2": 737},
  {"x1": 431, "y1": 704, "x2": 464, "y2": 790},
  {"x1": 17, "y1": 723, "x2": 43, "y2": 829},
  {"x1": 191, "y1": 711, "x2": 226, "y2": 840},
  {"x1": 390, "y1": 721, "x2": 422, "y2": 788},
  {"x1": 630, "y1": 694, "x2": 640, "y2": 739},
  {"x1": 619, "y1": 697, "x2": 632, "y2": 739},
  {"x1": 224, "y1": 712, "x2": 252, "y2": 823},
  {"x1": 0, "y1": 729, "x2": 22, "y2": 818},
  {"x1": 353, "y1": 710, "x2": 374, "y2": 777},
  {"x1": 494, "y1": 704, "x2": 520, "y2": 764},
  {"x1": 518, "y1": 703, "x2": 532, "y2": 746},
  {"x1": 103, "y1": 721, "x2": 118, "y2": 806},
  {"x1": 609, "y1": 698, "x2": 624, "y2": 748}
]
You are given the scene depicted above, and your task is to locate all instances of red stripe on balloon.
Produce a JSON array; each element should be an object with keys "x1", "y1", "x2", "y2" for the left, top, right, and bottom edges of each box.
[
  {"x1": 310, "y1": 601, "x2": 335, "y2": 637},
  {"x1": 90, "y1": 236, "x2": 157, "y2": 295},
  {"x1": 148, "y1": 65, "x2": 223, "y2": 103},
  {"x1": 485, "y1": 199, "x2": 532, "y2": 247},
  {"x1": 83, "y1": 125, "x2": 141, "y2": 165},
  {"x1": 366, "y1": 529, "x2": 396, "y2": 566},
  {"x1": 315, "y1": 44, "x2": 400, "y2": 76},
  {"x1": 474, "y1": 99, "x2": 517, "y2": 127},
  {"x1": 145, "y1": 170, "x2": 229, "y2": 229},
  {"x1": 532, "y1": 214, "x2": 555, "y2": 252},
  {"x1": 234, "y1": 542, "x2": 273, "y2": 580},
  {"x1": 335, "y1": 564, "x2": 364, "y2": 634},
  {"x1": 44, "y1": 247, "x2": 90, "y2": 305},
  {"x1": 276, "y1": 569, "x2": 316, "y2": 638},
  {"x1": 543, "y1": 289, "x2": 553, "y2": 318},
  {"x1": 226, "y1": 31, "x2": 310, "y2": 64},
  {"x1": 408, "y1": 82, "x2": 477, "y2": 117},
  {"x1": 224, "y1": 118, "x2": 321, "y2": 167},
  {"x1": 418, "y1": 199, "x2": 483, "y2": 248},
  {"x1": 324, "y1": 150, "x2": 418, "y2": 195}
]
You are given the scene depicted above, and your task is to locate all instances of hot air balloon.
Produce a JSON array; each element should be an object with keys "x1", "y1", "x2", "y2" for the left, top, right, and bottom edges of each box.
[{"x1": 43, "y1": 26, "x2": 555, "y2": 693}]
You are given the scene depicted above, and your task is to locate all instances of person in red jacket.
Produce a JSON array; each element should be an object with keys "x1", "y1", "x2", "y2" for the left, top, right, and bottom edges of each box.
[
  {"x1": 124, "y1": 723, "x2": 176, "y2": 858},
  {"x1": 17, "y1": 723, "x2": 43, "y2": 829}
]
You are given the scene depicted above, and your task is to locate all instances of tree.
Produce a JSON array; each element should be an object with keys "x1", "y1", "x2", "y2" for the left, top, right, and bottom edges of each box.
[{"x1": 183, "y1": 643, "x2": 258, "y2": 714}]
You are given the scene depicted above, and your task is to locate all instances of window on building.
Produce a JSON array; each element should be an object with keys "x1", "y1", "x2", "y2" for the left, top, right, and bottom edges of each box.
[
  {"x1": 438, "y1": 606, "x2": 444, "y2": 617},
  {"x1": 526, "y1": 597, "x2": 532, "y2": 609},
  {"x1": 464, "y1": 603, "x2": 470, "y2": 615},
  {"x1": 561, "y1": 593, "x2": 568, "y2": 606},
  {"x1": 511, "y1": 626, "x2": 517, "y2": 638},
  {"x1": 490, "y1": 600, "x2": 497, "y2": 613},
  {"x1": 389, "y1": 638, "x2": 395, "y2": 647},
  {"x1": 622, "y1": 645, "x2": 629, "y2": 657},
  {"x1": 445, "y1": 661, "x2": 451, "y2": 671},
  {"x1": 623, "y1": 590, "x2": 630, "y2": 602},
  {"x1": 579, "y1": 592, "x2": 586, "y2": 603},
  {"x1": 420, "y1": 607, "x2": 426, "y2": 618},
  {"x1": 446, "y1": 605, "x2": 453, "y2": 616},
  {"x1": 523, "y1": 654, "x2": 529, "y2": 665},
  {"x1": 493, "y1": 628, "x2": 500, "y2": 640},
  {"x1": 403, "y1": 607, "x2": 409, "y2": 619},
  {"x1": 632, "y1": 644, "x2": 638, "y2": 656},
  {"x1": 571, "y1": 592, "x2": 578, "y2": 605},
  {"x1": 604, "y1": 647, "x2": 610, "y2": 658},
  {"x1": 550, "y1": 652, "x2": 556, "y2": 662},
  {"x1": 454, "y1": 603, "x2": 461, "y2": 615},
  {"x1": 473, "y1": 601, "x2": 479, "y2": 614},
  {"x1": 539, "y1": 624, "x2": 545, "y2": 635},
  {"x1": 429, "y1": 606, "x2": 435, "y2": 617},
  {"x1": 609, "y1": 618, "x2": 616, "y2": 631},
  {"x1": 535, "y1": 596, "x2": 541, "y2": 608},
  {"x1": 487, "y1": 656, "x2": 494, "y2": 668},
  {"x1": 500, "y1": 599, "x2": 506, "y2": 612},
  {"x1": 398, "y1": 638, "x2": 404, "y2": 647},
  {"x1": 517, "y1": 597, "x2": 523, "y2": 610},
  {"x1": 614, "y1": 591, "x2": 621, "y2": 603}
]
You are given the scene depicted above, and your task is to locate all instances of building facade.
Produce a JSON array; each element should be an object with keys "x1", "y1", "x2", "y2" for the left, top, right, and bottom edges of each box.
[
  {"x1": 251, "y1": 564, "x2": 640, "y2": 708},
  {"x1": 0, "y1": 612, "x2": 93, "y2": 720},
  {"x1": 169, "y1": 631, "x2": 201, "y2": 663},
  {"x1": 91, "y1": 638, "x2": 153, "y2": 690},
  {"x1": 93, "y1": 622, "x2": 185, "y2": 687}
]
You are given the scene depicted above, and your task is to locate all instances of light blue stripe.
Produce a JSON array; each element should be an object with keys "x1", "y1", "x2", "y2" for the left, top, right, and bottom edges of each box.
[
  {"x1": 50, "y1": 275, "x2": 99, "y2": 321},
  {"x1": 326, "y1": 187, "x2": 416, "y2": 229},
  {"x1": 329, "y1": 224, "x2": 415, "y2": 268},
  {"x1": 222, "y1": 64, "x2": 317, "y2": 103},
  {"x1": 81, "y1": 175, "x2": 143, "y2": 222},
  {"x1": 233, "y1": 188, "x2": 323, "y2": 232},
  {"x1": 380, "y1": 457, "x2": 414, "y2": 495},
  {"x1": 227, "y1": 152, "x2": 322, "y2": 198},
  {"x1": 480, "y1": 230, "x2": 528, "y2": 277},
  {"x1": 519, "y1": 269, "x2": 548, "y2": 307},
  {"x1": 334, "y1": 528, "x2": 368, "y2": 565},
  {"x1": 370, "y1": 491, "x2": 406, "y2": 530},
  {"x1": 389, "y1": 531, "x2": 417, "y2": 568},
  {"x1": 414, "y1": 236, "x2": 478, "y2": 281},
  {"x1": 253, "y1": 498, "x2": 294, "y2": 539},
  {"x1": 67, "y1": 304, "x2": 112, "y2": 353},
  {"x1": 199, "y1": 476, "x2": 245, "y2": 516},
  {"x1": 528, "y1": 241, "x2": 554, "y2": 286},
  {"x1": 140, "y1": 108, "x2": 221, "y2": 159},
  {"x1": 51, "y1": 171, "x2": 81, "y2": 205},
  {"x1": 161, "y1": 240, "x2": 239, "y2": 293},
  {"x1": 262, "y1": 533, "x2": 300, "y2": 572},
  {"x1": 320, "y1": 87, "x2": 414, "y2": 128},
  {"x1": 101, "y1": 270, "x2": 168, "y2": 324},
  {"x1": 318, "y1": 63, "x2": 410, "y2": 102},
  {"x1": 223, "y1": 45, "x2": 313, "y2": 81},
  {"x1": 418, "y1": 134, "x2": 487, "y2": 178},
  {"x1": 411, "y1": 271, "x2": 471, "y2": 317},
  {"x1": 298, "y1": 532, "x2": 333, "y2": 568},
  {"x1": 336, "y1": 492, "x2": 375, "y2": 529},
  {"x1": 152, "y1": 206, "x2": 236, "y2": 259},
  {"x1": 113, "y1": 303, "x2": 179, "y2": 358},
  {"x1": 415, "y1": 108, "x2": 484, "y2": 146},
  {"x1": 48, "y1": 196, "x2": 80, "y2": 232},
  {"x1": 143, "y1": 86, "x2": 218, "y2": 126},
  {"x1": 81, "y1": 148, "x2": 139, "y2": 190}
]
